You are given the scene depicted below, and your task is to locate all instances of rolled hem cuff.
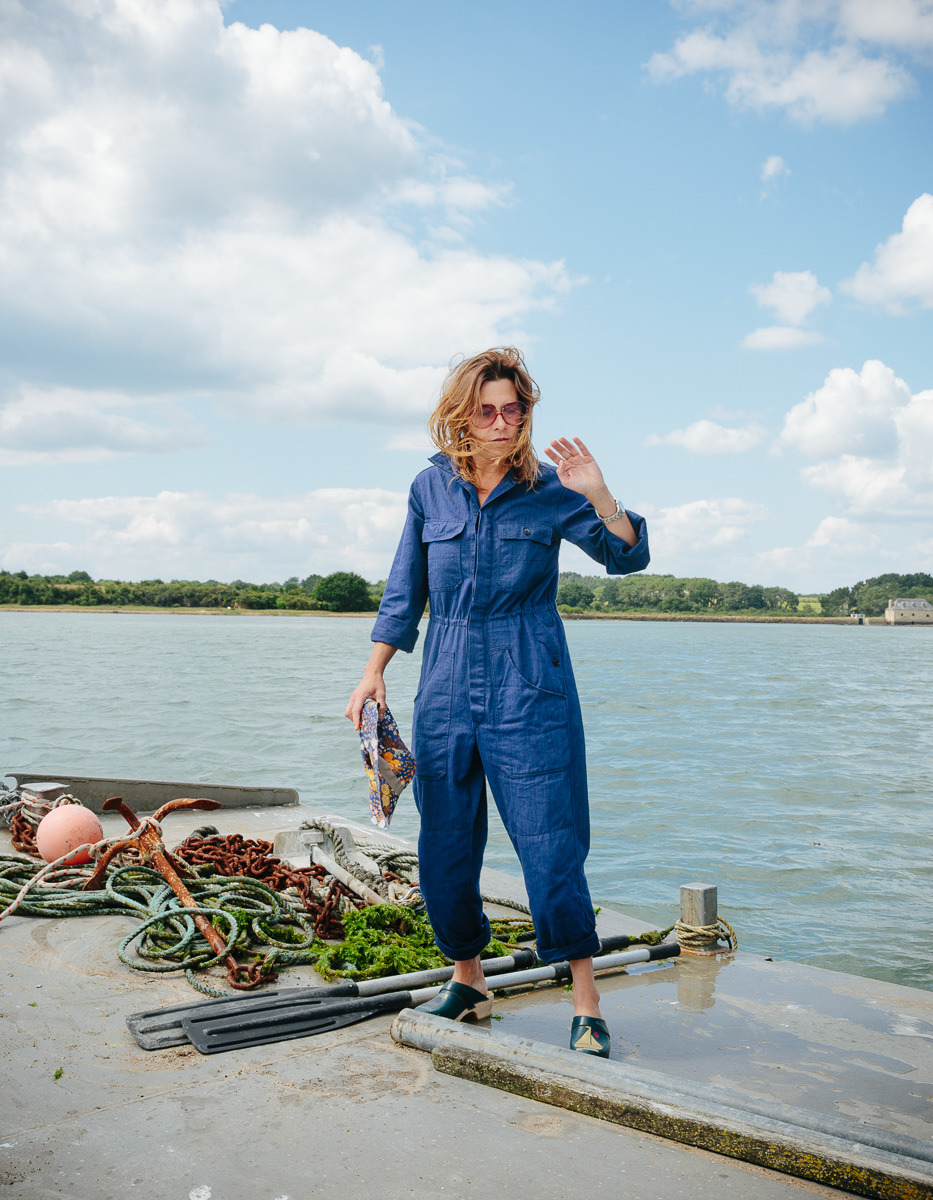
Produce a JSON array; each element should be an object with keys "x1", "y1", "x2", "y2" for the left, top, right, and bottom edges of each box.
[
  {"x1": 534, "y1": 929, "x2": 600, "y2": 965},
  {"x1": 433, "y1": 915, "x2": 492, "y2": 962},
  {"x1": 371, "y1": 616, "x2": 419, "y2": 653}
]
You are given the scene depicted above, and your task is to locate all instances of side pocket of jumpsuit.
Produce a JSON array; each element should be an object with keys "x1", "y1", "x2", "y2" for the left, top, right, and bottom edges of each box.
[
  {"x1": 487, "y1": 639, "x2": 576, "y2": 837},
  {"x1": 494, "y1": 646, "x2": 569, "y2": 776},
  {"x1": 411, "y1": 649, "x2": 453, "y2": 781}
]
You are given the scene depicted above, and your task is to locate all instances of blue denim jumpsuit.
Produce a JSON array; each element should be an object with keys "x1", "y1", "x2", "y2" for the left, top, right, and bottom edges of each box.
[{"x1": 371, "y1": 453, "x2": 650, "y2": 964}]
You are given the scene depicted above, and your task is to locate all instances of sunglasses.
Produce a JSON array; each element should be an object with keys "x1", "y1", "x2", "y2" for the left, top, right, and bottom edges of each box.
[{"x1": 475, "y1": 401, "x2": 527, "y2": 428}]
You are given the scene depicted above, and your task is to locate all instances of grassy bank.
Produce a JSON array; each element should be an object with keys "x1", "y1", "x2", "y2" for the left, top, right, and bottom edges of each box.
[
  {"x1": 0, "y1": 604, "x2": 880, "y2": 624},
  {"x1": 0, "y1": 604, "x2": 376, "y2": 617}
]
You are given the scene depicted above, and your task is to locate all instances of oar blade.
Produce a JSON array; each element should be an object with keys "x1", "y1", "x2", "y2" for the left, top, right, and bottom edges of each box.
[
  {"x1": 127, "y1": 984, "x2": 356, "y2": 1051},
  {"x1": 182, "y1": 994, "x2": 401, "y2": 1054}
]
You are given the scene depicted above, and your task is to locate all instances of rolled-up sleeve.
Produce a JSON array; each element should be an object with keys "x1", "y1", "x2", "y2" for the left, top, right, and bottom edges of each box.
[
  {"x1": 560, "y1": 492, "x2": 650, "y2": 576},
  {"x1": 370, "y1": 486, "x2": 429, "y2": 652}
]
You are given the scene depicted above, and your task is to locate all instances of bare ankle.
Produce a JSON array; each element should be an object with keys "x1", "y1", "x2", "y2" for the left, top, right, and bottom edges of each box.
[{"x1": 452, "y1": 957, "x2": 487, "y2": 994}]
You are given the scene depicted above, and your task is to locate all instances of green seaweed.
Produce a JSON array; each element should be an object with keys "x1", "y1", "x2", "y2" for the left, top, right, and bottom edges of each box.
[
  {"x1": 312, "y1": 905, "x2": 445, "y2": 980},
  {"x1": 311, "y1": 904, "x2": 520, "y2": 981}
]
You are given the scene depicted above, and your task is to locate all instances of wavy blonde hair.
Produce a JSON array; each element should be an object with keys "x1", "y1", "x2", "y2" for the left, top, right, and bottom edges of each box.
[{"x1": 428, "y1": 347, "x2": 541, "y2": 488}]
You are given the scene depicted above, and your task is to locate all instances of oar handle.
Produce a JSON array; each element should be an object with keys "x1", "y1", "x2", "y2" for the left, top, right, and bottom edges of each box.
[
  {"x1": 596, "y1": 933, "x2": 633, "y2": 954},
  {"x1": 409, "y1": 942, "x2": 681, "y2": 1003}
]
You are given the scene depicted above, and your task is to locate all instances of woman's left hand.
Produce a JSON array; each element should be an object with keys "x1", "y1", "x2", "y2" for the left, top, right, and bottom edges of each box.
[
  {"x1": 546, "y1": 436, "x2": 637, "y2": 546},
  {"x1": 545, "y1": 437, "x2": 606, "y2": 501}
]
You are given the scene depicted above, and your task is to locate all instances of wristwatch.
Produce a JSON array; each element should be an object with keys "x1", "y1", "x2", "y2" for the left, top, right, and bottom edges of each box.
[{"x1": 597, "y1": 497, "x2": 626, "y2": 525}]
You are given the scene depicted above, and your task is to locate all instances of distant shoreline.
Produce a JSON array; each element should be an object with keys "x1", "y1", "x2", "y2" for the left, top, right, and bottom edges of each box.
[
  {"x1": 560, "y1": 612, "x2": 888, "y2": 625},
  {"x1": 0, "y1": 604, "x2": 897, "y2": 625}
]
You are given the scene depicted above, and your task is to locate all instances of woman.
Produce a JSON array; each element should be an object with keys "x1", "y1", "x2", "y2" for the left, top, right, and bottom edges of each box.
[{"x1": 345, "y1": 347, "x2": 649, "y2": 1056}]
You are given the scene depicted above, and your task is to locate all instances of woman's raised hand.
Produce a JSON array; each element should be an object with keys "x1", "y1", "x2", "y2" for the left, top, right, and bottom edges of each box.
[{"x1": 545, "y1": 437, "x2": 607, "y2": 500}]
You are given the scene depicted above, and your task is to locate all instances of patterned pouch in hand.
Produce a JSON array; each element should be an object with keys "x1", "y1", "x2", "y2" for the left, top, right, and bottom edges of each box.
[{"x1": 359, "y1": 699, "x2": 416, "y2": 829}]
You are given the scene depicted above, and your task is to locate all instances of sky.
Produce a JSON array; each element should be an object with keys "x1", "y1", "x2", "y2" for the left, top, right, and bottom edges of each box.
[{"x1": 1, "y1": 0, "x2": 931, "y2": 593}]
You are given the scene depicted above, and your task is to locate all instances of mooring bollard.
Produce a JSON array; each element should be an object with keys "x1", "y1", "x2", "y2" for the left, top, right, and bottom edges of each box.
[
  {"x1": 680, "y1": 882, "x2": 717, "y2": 929},
  {"x1": 675, "y1": 882, "x2": 735, "y2": 952}
]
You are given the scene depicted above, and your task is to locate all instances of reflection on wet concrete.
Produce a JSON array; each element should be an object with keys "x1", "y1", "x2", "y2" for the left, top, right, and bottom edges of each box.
[{"x1": 492, "y1": 953, "x2": 933, "y2": 1143}]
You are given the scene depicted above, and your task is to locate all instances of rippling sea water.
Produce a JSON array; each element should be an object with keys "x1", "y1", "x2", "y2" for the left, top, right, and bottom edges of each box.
[{"x1": 2, "y1": 611, "x2": 930, "y2": 991}]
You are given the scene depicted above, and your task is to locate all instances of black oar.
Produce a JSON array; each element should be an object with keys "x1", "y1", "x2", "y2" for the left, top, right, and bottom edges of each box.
[
  {"x1": 182, "y1": 943, "x2": 680, "y2": 1055},
  {"x1": 127, "y1": 933, "x2": 639, "y2": 1050}
]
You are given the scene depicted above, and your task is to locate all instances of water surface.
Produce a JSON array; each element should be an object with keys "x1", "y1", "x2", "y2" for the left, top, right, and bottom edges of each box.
[{"x1": 2, "y1": 612, "x2": 930, "y2": 990}]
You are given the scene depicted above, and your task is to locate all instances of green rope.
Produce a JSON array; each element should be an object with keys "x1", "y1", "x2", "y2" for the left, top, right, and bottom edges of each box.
[
  {"x1": 0, "y1": 854, "x2": 321, "y2": 995},
  {"x1": 1, "y1": 851, "x2": 680, "y2": 996}
]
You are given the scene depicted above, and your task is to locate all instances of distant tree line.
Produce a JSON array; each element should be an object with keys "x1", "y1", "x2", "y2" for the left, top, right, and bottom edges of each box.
[
  {"x1": 555, "y1": 573, "x2": 800, "y2": 614},
  {"x1": 1, "y1": 568, "x2": 930, "y2": 617},
  {"x1": 0, "y1": 569, "x2": 383, "y2": 612}
]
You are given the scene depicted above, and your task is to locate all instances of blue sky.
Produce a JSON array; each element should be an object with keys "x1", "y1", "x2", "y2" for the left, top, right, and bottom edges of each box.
[{"x1": 1, "y1": 0, "x2": 931, "y2": 591}]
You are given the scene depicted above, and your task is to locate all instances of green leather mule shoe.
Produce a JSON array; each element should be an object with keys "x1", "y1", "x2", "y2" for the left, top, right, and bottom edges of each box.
[
  {"x1": 569, "y1": 1015, "x2": 611, "y2": 1057},
  {"x1": 416, "y1": 980, "x2": 493, "y2": 1021}
]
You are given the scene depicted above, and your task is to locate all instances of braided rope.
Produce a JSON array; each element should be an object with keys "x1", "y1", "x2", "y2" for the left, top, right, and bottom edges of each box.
[
  {"x1": 309, "y1": 824, "x2": 533, "y2": 916},
  {"x1": 675, "y1": 916, "x2": 737, "y2": 951},
  {"x1": 0, "y1": 816, "x2": 162, "y2": 925},
  {"x1": 301, "y1": 820, "x2": 397, "y2": 901},
  {"x1": 0, "y1": 853, "x2": 321, "y2": 996}
]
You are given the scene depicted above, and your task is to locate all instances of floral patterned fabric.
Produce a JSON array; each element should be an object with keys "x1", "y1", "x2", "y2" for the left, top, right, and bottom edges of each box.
[{"x1": 359, "y1": 699, "x2": 416, "y2": 829}]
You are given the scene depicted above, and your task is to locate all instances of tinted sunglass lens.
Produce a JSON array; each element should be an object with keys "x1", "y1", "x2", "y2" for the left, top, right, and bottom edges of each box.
[{"x1": 476, "y1": 402, "x2": 527, "y2": 427}]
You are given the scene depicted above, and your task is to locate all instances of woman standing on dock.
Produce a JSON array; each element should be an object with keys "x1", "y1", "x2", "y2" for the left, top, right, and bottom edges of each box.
[{"x1": 346, "y1": 347, "x2": 649, "y2": 1056}]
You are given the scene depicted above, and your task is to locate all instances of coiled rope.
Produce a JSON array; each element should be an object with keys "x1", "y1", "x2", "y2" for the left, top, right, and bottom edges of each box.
[
  {"x1": 674, "y1": 916, "x2": 737, "y2": 951},
  {"x1": 0, "y1": 852, "x2": 320, "y2": 997},
  {"x1": 306, "y1": 819, "x2": 534, "y2": 917}
]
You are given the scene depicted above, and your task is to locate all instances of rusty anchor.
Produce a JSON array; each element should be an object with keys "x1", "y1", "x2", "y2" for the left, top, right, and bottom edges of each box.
[{"x1": 83, "y1": 795, "x2": 275, "y2": 990}]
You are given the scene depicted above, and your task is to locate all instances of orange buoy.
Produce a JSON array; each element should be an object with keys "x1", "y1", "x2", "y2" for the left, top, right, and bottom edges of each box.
[{"x1": 35, "y1": 804, "x2": 103, "y2": 866}]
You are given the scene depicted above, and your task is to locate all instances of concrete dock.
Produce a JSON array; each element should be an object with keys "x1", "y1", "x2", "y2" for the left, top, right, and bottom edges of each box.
[{"x1": 2, "y1": 801, "x2": 931, "y2": 1200}]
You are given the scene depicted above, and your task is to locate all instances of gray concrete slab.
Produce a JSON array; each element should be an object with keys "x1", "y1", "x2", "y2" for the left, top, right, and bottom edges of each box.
[
  {"x1": 0, "y1": 803, "x2": 893, "y2": 1199},
  {"x1": 392, "y1": 1013, "x2": 932, "y2": 1199},
  {"x1": 489, "y1": 953, "x2": 933, "y2": 1146}
]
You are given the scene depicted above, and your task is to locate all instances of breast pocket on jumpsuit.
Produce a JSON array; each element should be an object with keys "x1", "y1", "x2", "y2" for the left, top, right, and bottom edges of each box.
[
  {"x1": 494, "y1": 522, "x2": 555, "y2": 592},
  {"x1": 421, "y1": 519, "x2": 467, "y2": 590}
]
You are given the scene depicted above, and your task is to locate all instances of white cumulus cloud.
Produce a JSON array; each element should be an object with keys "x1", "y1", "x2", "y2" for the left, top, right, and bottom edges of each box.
[
  {"x1": 754, "y1": 515, "x2": 885, "y2": 584},
  {"x1": 840, "y1": 193, "x2": 933, "y2": 311},
  {"x1": 645, "y1": 497, "x2": 769, "y2": 555},
  {"x1": 750, "y1": 270, "x2": 832, "y2": 325},
  {"x1": 760, "y1": 154, "x2": 790, "y2": 182},
  {"x1": 805, "y1": 515, "x2": 878, "y2": 552},
  {"x1": 743, "y1": 269, "x2": 831, "y2": 350},
  {"x1": 777, "y1": 360, "x2": 933, "y2": 515},
  {"x1": 645, "y1": 419, "x2": 766, "y2": 453},
  {"x1": 0, "y1": 386, "x2": 206, "y2": 466},
  {"x1": 12, "y1": 487, "x2": 411, "y2": 581},
  {"x1": 743, "y1": 326, "x2": 825, "y2": 350},
  {"x1": 0, "y1": 0, "x2": 574, "y2": 461},
  {"x1": 837, "y1": 0, "x2": 933, "y2": 49},
  {"x1": 778, "y1": 359, "x2": 910, "y2": 458},
  {"x1": 646, "y1": 2, "x2": 916, "y2": 125}
]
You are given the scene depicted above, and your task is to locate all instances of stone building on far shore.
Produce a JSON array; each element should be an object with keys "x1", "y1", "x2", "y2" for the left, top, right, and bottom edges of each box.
[{"x1": 885, "y1": 597, "x2": 933, "y2": 624}]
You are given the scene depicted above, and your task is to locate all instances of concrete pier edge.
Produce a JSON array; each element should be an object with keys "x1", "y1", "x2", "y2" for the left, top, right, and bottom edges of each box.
[{"x1": 391, "y1": 1010, "x2": 933, "y2": 1200}]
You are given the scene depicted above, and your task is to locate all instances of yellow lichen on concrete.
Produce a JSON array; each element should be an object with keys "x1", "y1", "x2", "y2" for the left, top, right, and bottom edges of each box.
[{"x1": 432, "y1": 1046, "x2": 933, "y2": 1200}]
